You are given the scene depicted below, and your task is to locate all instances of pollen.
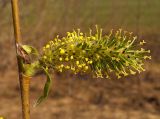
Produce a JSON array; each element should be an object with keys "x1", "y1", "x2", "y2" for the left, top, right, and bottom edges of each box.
[
  {"x1": 65, "y1": 57, "x2": 69, "y2": 61},
  {"x1": 46, "y1": 44, "x2": 50, "y2": 48},
  {"x1": 60, "y1": 49, "x2": 65, "y2": 54},
  {"x1": 88, "y1": 60, "x2": 93, "y2": 64},
  {"x1": 76, "y1": 61, "x2": 80, "y2": 65},
  {"x1": 59, "y1": 57, "x2": 63, "y2": 61},
  {"x1": 85, "y1": 58, "x2": 89, "y2": 61},
  {"x1": 84, "y1": 66, "x2": 89, "y2": 70},
  {"x1": 70, "y1": 56, "x2": 74, "y2": 60}
]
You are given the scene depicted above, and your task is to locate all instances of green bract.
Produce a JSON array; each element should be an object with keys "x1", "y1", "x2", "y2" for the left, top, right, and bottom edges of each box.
[{"x1": 21, "y1": 27, "x2": 151, "y2": 105}]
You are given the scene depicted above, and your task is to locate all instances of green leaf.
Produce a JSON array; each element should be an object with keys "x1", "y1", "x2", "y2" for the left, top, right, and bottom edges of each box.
[
  {"x1": 23, "y1": 61, "x2": 40, "y2": 77},
  {"x1": 34, "y1": 67, "x2": 52, "y2": 107},
  {"x1": 23, "y1": 64, "x2": 36, "y2": 77},
  {"x1": 22, "y1": 45, "x2": 39, "y2": 56}
]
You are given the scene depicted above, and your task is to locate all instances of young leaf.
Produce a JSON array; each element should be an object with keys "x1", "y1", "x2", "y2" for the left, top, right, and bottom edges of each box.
[
  {"x1": 23, "y1": 61, "x2": 40, "y2": 77},
  {"x1": 34, "y1": 67, "x2": 52, "y2": 107},
  {"x1": 23, "y1": 64, "x2": 36, "y2": 77},
  {"x1": 22, "y1": 45, "x2": 39, "y2": 56}
]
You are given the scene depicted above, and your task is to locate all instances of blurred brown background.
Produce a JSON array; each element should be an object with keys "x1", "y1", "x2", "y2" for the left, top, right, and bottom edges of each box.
[{"x1": 0, "y1": 0, "x2": 160, "y2": 119}]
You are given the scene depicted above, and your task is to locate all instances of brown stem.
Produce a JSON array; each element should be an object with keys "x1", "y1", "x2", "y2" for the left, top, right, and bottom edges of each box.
[
  {"x1": 20, "y1": 74, "x2": 31, "y2": 119},
  {"x1": 11, "y1": 0, "x2": 30, "y2": 119}
]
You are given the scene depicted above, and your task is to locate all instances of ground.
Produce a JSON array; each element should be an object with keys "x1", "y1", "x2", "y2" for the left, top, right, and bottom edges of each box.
[{"x1": 0, "y1": 61, "x2": 160, "y2": 119}]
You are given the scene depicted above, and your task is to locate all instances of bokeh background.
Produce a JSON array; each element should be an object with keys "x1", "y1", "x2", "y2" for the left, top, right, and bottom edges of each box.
[{"x1": 0, "y1": 0, "x2": 160, "y2": 119}]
